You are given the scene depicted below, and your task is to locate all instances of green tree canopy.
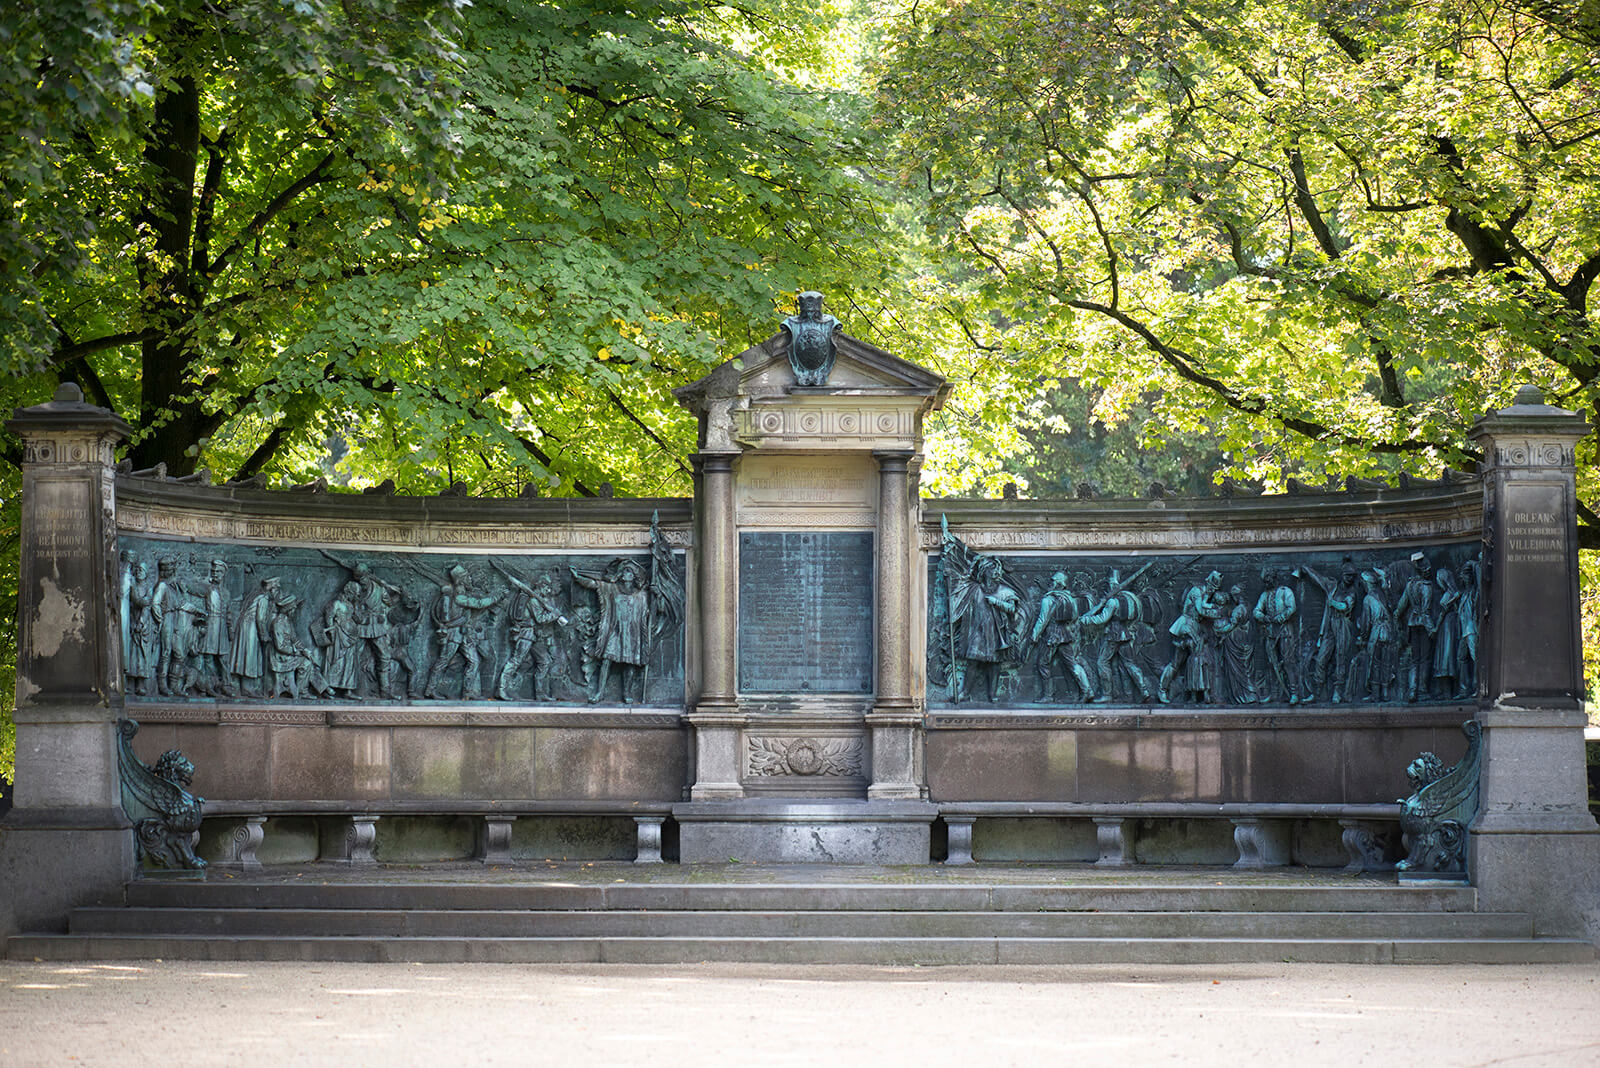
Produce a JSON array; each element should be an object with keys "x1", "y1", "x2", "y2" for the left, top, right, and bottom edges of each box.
[
  {"x1": 0, "y1": 0, "x2": 900, "y2": 780},
  {"x1": 2, "y1": 0, "x2": 893, "y2": 498},
  {"x1": 871, "y1": 0, "x2": 1600, "y2": 525}
]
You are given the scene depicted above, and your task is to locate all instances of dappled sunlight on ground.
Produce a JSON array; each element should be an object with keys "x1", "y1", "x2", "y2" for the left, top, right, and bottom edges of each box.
[{"x1": 0, "y1": 959, "x2": 1596, "y2": 1067}]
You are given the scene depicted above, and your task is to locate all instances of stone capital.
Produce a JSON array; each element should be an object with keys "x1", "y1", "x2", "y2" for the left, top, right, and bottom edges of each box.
[
  {"x1": 7, "y1": 382, "x2": 133, "y2": 444},
  {"x1": 1469, "y1": 384, "x2": 1591, "y2": 469}
]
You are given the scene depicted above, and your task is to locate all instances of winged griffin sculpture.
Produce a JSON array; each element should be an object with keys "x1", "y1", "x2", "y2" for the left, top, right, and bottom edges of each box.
[
  {"x1": 118, "y1": 718, "x2": 207, "y2": 870},
  {"x1": 1396, "y1": 720, "x2": 1483, "y2": 877}
]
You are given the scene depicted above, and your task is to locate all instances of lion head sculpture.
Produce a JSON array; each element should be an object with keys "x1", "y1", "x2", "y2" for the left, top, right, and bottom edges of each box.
[{"x1": 1405, "y1": 751, "x2": 1446, "y2": 792}]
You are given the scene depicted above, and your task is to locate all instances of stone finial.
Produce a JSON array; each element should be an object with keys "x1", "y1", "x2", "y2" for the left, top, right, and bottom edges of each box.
[
  {"x1": 54, "y1": 382, "x2": 84, "y2": 403},
  {"x1": 1514, "y1": 384, "x2": 1544, "y2": 406}
]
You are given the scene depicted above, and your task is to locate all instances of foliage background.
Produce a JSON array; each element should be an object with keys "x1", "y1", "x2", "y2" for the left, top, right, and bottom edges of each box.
[{"x1": 5, "y1": 0, "x2": 1600, "y2": 784}]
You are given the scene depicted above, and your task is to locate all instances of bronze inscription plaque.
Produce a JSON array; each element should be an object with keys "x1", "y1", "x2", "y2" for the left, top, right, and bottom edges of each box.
[{"x1": 738, "y1": 531, "x2": 873, "y2": 694}]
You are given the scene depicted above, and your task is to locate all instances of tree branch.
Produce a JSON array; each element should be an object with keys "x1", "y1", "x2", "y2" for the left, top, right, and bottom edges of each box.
[
  {"x1": 1066, "y1": 297, "x2": 1457, "y2": 455},
  {"x1": 232, "y1": 420, "x2": 292, "y2": 481},
  {"x1": 1286, "y1": 146, "x2": 1343, "y2": 259},
  {"x1": 50, "y1": 330, "x2": 161, "y2": 366},
  {"x1": 207, "y1": 150, "x2": 337, "y2": 278},
  {"x1": 604, "y1": 388, "x2": 690, "y2": 475},
  {"x1": 192, "y1": 127, "x2": 233, "y2": 276}
]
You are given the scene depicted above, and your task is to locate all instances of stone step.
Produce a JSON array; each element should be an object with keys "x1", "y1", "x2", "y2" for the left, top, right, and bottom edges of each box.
[
  {"x1": 63, "y1": 907, "x2": 1534, "y2": 940},
  {"x1": 8, "y1": 933, "x2": 1593, "y2": 966},
  {"x1": 123, "y1": 881, "x2": 1479, "y2": 914}
]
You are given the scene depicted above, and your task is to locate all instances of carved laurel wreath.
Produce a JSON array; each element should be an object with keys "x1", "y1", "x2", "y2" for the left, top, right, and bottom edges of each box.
[{"x1": 748, "y1": 736, "x2": 862, "y2": 777}]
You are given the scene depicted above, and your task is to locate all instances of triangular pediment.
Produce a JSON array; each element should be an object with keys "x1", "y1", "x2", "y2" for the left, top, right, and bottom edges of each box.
[{"x1": 675, "y1": 331, "x2": 949, "y2": 413}]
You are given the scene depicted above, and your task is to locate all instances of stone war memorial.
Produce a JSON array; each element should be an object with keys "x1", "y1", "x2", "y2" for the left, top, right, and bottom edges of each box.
[{"x1": 2, "y1": 294, "x2": 1598, "y2": 963}]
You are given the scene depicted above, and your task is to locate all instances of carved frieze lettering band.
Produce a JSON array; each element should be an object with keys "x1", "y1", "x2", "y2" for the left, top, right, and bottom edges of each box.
[{"x1": 117, "y1": 501, "x2": 692, "y2": 550}]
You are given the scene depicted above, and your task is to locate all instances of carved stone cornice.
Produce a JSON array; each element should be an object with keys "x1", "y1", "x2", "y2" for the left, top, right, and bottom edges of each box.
[
  {"x1": 922, "y1": 486, "x2": 1482, "y2": 552},
  {"x1": 117, "y1": 497, "x2": 694, "y2": 551}
]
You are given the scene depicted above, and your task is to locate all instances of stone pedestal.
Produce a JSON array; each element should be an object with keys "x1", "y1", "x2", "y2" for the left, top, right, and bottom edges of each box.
[
  {"x1": 674, "y1": 799, "x2": 937, "y2": 864},
  {"x1": 1468, "y1": 387, "x2": 1600, "y2": 940},
  {"x1": 0, "y1": 385, "x2": 135, "y2": 938}
]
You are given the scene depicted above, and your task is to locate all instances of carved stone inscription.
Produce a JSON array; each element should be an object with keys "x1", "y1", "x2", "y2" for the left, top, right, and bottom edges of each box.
[
  {"x1": 738, "y1": 531, "x2": 873, "y2": 694},
  {"x1": 23, "y1": 478, "x2": 101, "y2": 697},
  {"x1": 117, "y1": 533, "x2": 685, "y2": 707},
  {"x1": 1498, "y1": 482, "x2": 1576, "y2": 696},
  {"x1": 35, "y1": 478, "x2": 95, "y2": 568},
  {"x1": 928, "y1": 539, "x2": 1482, "y2": 708}
]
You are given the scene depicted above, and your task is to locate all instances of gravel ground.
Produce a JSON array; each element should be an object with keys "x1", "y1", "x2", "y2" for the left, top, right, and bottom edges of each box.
[{"x1": 1, "y1": 959, "x2": 1597, "y2": 1067}]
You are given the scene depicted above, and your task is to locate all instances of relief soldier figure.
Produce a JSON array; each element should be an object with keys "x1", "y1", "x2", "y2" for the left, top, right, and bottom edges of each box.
[
  {"x1": 1298, "y1": 558, "x2": 1357, "y2": 703},
  {"x1": 1355, "y1": 568, "x2": 1397, "y2": 702},
  {"x1": 1456, "y1": 561, "x2": 1480, "y2": 698},
  {"x1": 781, "y1": 290, "x2": 842, "y2": 386},
  {"x1": 1253, "y1": 567, "x2": 1302, "y2": 704},
  {"x1": 151, "y1": 558, "x2": 199, "y2": 696},
  {"x1": 1083, "y1": 565, "x2": 1156, "y2": 704},
  {"x1": 320, "y1": 553, "x2": 403, "y2": 698},
  {"x1": 568, "y1": 516, "x2": 683, "y2": 705},
  {"x1": 119, "y1": 550, "x2": 135, "y2": 676},
  {"x1": 1030, "y1": 571, "x2": 1095, "y2": 703},
  {"x1": 1432, "y1": 566, "x2": 1463, "y2": 699},
  {"x1": 268, "y1": 593, "x2": 329, "y2": 700},
  {"x1": 941, "y1": 519, "x2": 1021, "y2": 704},
  {"x1": 1160, "y1": 598, "x2": 1209, "y2": 704},
  {"x1": 191, "y1": 559, "x2": 235, "y2": 697},
  {"x1": 495, "y1": 566, "x2": 569, "y2": 702},
  {"x1": 1394, "y1": 553, "x2": 1437, "y2": 701},
  {"x1": 424, "y1": 565, "x2": 503, "y2": 700},
  {"x1": 571, "y1": 560, "x2": 663, "y2": 704},
  {"x1": 385, "y1": 592, "x2": 425, "y2": 699},
  {"x1": 1161, "y1": 570, "x2": 1225, "y2": 704},
  {"x1": 322, "y1": 581, "x2": 363, "y2": 696}
]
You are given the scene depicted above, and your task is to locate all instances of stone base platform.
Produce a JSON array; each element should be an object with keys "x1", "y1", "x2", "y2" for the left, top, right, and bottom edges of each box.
[
  {"x1": 7, "y1": 863, "x2": 1594, "y2": 965},
  {"x1": 672, "y1": 800, "x2": 938, "y2": 864}
]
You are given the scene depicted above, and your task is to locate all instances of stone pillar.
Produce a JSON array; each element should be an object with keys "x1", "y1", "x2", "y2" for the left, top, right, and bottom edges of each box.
[
  {"x1": 1467, "y1": 385, "x2": 1600, "y2": 939},
  {"x1": 222, "y1": 816, "x2": 268, "y2": 871},
  {"x1": 944, "y1": 816, "x2": 976, "y2": 865},
  {"x1": 633, "y1": 816, "x2": 665, "y2": 864},
  {"x1": 477, "y1": 816, "x2": 516, "y2": 864},
  {"x1": 1094, "y1": 817, "x2": 1131, "y2": 867},
  {"x1": 686, "y1": 452, "x2": 744, "y2": 800},
  {"x1": 1231, "y1": 818, "x2": 1291, "y2": 868},
  {"x1": 323, "y1": 815, "x2": 378, "y2": 865},
  {"x1": 0, "y1": 384, "x2": 136, "y2": 938},
  {"x1": 866, "y1": 450, "x2": 922, "y2": 800}
]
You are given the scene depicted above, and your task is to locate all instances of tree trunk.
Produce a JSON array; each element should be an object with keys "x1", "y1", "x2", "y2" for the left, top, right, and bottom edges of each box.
[{"x1": 130, "y1": 65, "x2": 207, "y2": 474}]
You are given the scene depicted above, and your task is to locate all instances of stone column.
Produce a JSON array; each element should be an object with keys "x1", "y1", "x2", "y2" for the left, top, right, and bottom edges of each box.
[
  {"x1": 685, "y1": 452, "x2": 744, "y2": 800},
  {"x1": 866, "y1": 450, "x2": 922, "y2": 800},
  {"x1": 0, "y1": 383, "x2": 136, "y2": 938},
  {"x1": 1467, "y1": 385, "x2": 1600, "y2": 938}
]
